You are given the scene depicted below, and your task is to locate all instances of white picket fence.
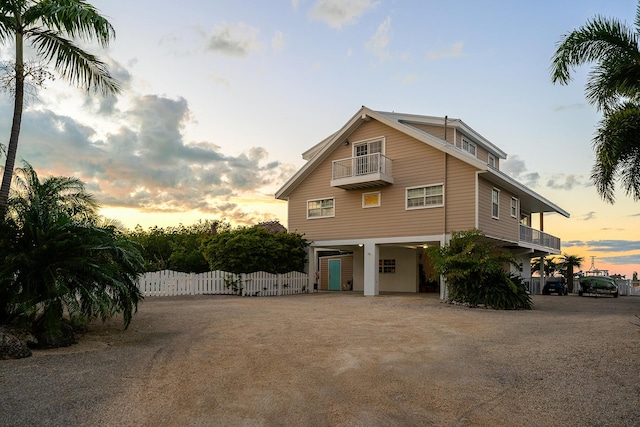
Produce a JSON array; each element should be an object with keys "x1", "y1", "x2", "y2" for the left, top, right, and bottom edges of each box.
[{"x1": 138, "y1": 270, "x2": 309, "y2": 297}]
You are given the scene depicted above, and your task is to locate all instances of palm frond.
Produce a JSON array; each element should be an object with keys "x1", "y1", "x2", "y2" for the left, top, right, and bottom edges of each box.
[{"x1": 28, "y1": 28, "x2": 119, "y2": 95}]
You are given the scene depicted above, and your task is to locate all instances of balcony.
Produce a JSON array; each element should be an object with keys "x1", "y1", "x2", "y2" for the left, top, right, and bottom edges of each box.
[
  {"x1": 331, "y1": 153, "x2": 394, "y2": 190},
  {"x1": 519, "y1": 224, "x2": 560, "y2": 252}
]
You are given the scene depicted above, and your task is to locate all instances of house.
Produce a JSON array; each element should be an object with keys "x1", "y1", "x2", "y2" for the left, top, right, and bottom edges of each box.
[{"x1": 275, "y1": 106, "x2": 569, "y2": 298}]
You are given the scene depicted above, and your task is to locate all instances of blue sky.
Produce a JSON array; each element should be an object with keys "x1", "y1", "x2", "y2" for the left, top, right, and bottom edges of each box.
[{"x1": 0, "y1": 0, "x2": 639, "y2": 277}]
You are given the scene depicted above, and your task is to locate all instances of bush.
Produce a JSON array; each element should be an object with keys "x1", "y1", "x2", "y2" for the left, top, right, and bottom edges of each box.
[
  {"x1": 427, "y1": 229, "x2": 532, "y2": 309},
  {"x1": 201, "y1": 226, "x2": 309, "y2": 274}
]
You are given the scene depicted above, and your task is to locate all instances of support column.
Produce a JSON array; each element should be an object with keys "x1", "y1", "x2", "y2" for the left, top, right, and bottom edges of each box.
[{"x1": 363, "y1": 241, "x2": 379, "y2": 296}]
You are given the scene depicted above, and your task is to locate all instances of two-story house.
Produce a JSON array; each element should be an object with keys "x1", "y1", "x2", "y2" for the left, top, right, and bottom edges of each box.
[{"x1": 275, "y1": 106, "x2": 569, "y2": 298}]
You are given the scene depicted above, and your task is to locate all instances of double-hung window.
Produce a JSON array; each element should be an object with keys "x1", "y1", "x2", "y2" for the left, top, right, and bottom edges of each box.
[
  {"x1": 491, "y1": 188, "x2": 500, "y2": 219},
  {"x1": 406, "y1": 184, "x2": 444, "y2": 209},
  {"x1": 307, "y1": 198, "x2": 334, "y2": 219},
  {"x1": 510, "y1": 197, "x2": 518, "y2": 218}
]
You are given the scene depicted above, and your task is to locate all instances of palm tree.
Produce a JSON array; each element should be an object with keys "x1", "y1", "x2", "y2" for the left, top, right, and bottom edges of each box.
[
  {"x1": 0, "y1": 163, "x2": 144, "y2": 344},
  {"x1": 531, "y1": 257, "x2": 560, "y2": 277},
  {"x1": 550, "y1": 2, "x2": 640, "y2": 203},
  {"x1": 0, "y1": 0, "x2": 120, "y2": 214},
  {"x1": 560, "y1": 254, "x2": 584, "y2": 293}
]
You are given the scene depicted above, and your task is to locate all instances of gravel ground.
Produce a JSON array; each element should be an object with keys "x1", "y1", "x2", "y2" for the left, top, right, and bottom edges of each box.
[{"x1": 1, "y1": 292, "x2": 639, "y2": 427}]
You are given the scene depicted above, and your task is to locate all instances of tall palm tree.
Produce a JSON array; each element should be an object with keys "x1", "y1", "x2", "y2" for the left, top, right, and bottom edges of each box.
[
  {"x1": 550, "y1": 2, "x2": 640, "y2": 203},
  {"x1": 0, "y1": 0, "x2": 120, "y2": 214},
  {"x1": 531, "y1": 257, "x2": 560, "y2": 277},
  {"x1": 0, "y1": 162, "x2": 144, "y2": 343},
  {"x1": 560, "y1": 254, "x2": 584, "y2": 293}
]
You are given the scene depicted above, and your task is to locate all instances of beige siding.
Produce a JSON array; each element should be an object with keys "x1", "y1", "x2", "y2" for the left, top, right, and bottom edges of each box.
[
  {"x1": 288, "y1": 119, "x2": 449, "y2": 241},
  {"x1": 319, "y1": 255, "x2": 353, "y2": 290},
  {"x1": 444, "y1": 157, "x2": 477, "y2": 232},
  {"x1": 379, "y1": 247, "x2": 418, "y2": 292},
  {"x1": 404, "y1": 123, "x2": 454, "y2": 145},
  {"x1": 477, "y1": 177, "x2": 519, "y2": 241}
]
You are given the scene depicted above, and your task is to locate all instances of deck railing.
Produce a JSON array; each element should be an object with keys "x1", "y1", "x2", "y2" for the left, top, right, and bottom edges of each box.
[
  {"x1": 519, "y1": 224, "x2": 560, "y2": 251},
  {"x1": 332, "y1": 153, "x2": 392, "y2": 180}
]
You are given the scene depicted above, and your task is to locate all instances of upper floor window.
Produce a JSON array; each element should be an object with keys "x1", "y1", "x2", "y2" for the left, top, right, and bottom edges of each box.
[
  {"x1": 406, "y1": 184, "x2": 444, "y2": 209},
  {"x1": 354, "y1": 137, "x2": 383, "y2": 157},
  {"x1": 488, "y1": 154, "x2": 496, "y2": 168},
  {"x1": 307, "y1": 198, "x2": 334, "y2": 219},
  {"x1": 462, "y1": 137, "x2": 476, "y2": 157},
  {"x1": 491, "y1": 188, "x2": 500, "y2": 219},
  {"x1": 510, "y1": 197, "x2": 518, "y2": 218},
  {"x1": 362, "y1": 191, "x2": 381, "y2": 208}
]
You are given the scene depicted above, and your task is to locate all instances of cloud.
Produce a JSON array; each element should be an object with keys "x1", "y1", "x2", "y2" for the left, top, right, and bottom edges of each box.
[
  {"x1": 428, "y1": 41, "x2": 464, "y2": 59},
  {"x1": 562, "y1": 240, "x2": 640, "y2": 253},
  {"x1": 547, "y1": 174, "x2": 585, "y2": 190},
  {"x1": 546, "y1": 174, "x2": 586, "y2": 191},
  {"x1": 291, "y1": 0, "x2": 300, "y2": 11},
  {"x1": 502, "y1": 155, "x2": 540, "y2": 187},
  {"x1": 309, "y1": 0, "x2": 379, "y2": 29},
  {"x1": 402, "y1": 74, "x2": 417, "y2": 86},
  {"x1": 366, "y1": 17, "x2": 392, "y2": 61},
  {"x1": 272, "y1": 31, "x2": 285, "y2": 51},
  {"x1": 579, "y1": 211, "x2": 596, "y2": 221},
  {"x1": 553, "y1": 103, "x2": 588, "y2": 112},
  {"x1": 601, "y1": 254, "x2": 640, "y2": 265},
  {"x1": 205, "y1": 22, "x2": 265, "y2": 57},
  {"x1": 10, "y1": 94, "x2": 290, "y2": 225}
]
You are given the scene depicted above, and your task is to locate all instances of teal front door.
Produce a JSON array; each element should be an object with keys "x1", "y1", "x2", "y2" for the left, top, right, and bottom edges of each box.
[{"x1": 328, "y1": 259, "x2": 341, "y2": 291}]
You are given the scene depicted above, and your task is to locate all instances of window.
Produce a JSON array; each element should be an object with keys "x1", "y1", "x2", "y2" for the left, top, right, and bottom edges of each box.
[
  {"x1": 462, "y1": 137, "x2": 476, "y2": 156},
  {"x1": 362, "y1": 191, "x2": 381, "y2": 208},
  {"x1": 354, "y1": 138, "x2": 383, "y2": 157},
  {"x1": 307, "y1": 198, "x2": 334, "y2": 219},
  {"x1": 379, "y1": 259, "x2": 396, "y2": 273},
  {"x1": 491, "y1": 188, "x2": 500, "y2": 219},
  {"x1": 354, "y1": 137, "x2": 384, "y2": 175},
  {"x1": 510, "y1": 197, "x2": 518, "y2": 218},
  {"x1": 488, "y1": 154, "x2": 496, "y2": 168},
  {"x1": 406, "y1": 184, "x2": 444, "y2": 209}
]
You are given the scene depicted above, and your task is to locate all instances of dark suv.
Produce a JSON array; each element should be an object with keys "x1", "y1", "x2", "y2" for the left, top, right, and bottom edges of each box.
[{"x1": 542, "y1": 277, "x2": 567, "y2": 295}]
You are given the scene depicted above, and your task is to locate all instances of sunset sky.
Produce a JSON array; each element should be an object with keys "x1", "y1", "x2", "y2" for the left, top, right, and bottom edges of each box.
[{"x1": 0, "y1": 0, "x2": 638, "y2": 277}]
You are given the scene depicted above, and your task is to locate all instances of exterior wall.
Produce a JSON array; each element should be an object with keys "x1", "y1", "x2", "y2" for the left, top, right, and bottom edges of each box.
[
  {"x1": 444, "y1": 156, "x2": 477, "y2": 233},
  {"x1": 476, "y1": 177, "x2": 520, "y2": 242},
  {"x1": 379, "y1": 246, "x2": 418, "y2": 292},
  {"x1": 287, "y1": 119, "x2": 450, "y2": 241},
  {"x1": 319, "y1": 255, "x2": 353, "y2": 290},
  {"x1": 404, "y1": 122, "x2": 453, "y2": 145}
]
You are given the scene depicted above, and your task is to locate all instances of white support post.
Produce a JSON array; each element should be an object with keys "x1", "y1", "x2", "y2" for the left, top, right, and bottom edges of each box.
[
  {"x1": 277, "y1": 274, "x2": 283, "y2": 296},
  {"x1": 363, "y1": 241, "x2": 379, "y2": 296}
]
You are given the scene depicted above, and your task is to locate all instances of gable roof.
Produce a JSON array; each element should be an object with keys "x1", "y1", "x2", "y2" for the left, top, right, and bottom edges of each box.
[{"x1": 275, "y1": 106, "x2": 569, "y2": 218}]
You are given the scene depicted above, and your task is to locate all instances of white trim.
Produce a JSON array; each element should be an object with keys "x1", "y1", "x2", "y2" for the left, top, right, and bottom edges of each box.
[
  {"x1": 306, "y1": 197, "x2": 335, "y2": 219},
  {"x1": 352, "y1": 136, "x2": 385, "y2": 157},
  {"x1": 405, "y1": 183, "x2": 444, "y2": 210},
  {"x1": 491, "y1": 188, "x2": 500, "y2": 219},
  {"x1": 462, "y1": 136, "x2": 477, "y2": 157},
  {"x1": 510, "y1": 196, "x2": 518, "y2": 218},
  {"x1": 362, "y1": 191, "x2": 381, "y2": 208}
]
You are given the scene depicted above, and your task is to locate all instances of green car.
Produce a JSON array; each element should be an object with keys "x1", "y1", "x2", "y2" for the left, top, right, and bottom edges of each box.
[{"x1": 578, "y1": 270, "x2": 619, "y2": 298}]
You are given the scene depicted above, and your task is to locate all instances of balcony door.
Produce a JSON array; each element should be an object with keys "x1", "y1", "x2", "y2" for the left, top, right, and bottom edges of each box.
[{"x1": 354, "y1": 139, "x2": 382, "y2": 176}]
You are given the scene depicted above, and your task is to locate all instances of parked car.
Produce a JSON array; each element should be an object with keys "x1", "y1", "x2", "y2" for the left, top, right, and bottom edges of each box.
[
  {"x1": 578, "y1": 271, "x2": 619, "y2": 298},
  {"x1": 542, "y1": 277, "x2": 567, "y2": 295}
]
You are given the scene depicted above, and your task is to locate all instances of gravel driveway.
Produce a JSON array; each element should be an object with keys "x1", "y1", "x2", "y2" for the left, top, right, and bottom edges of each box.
[{"x1": 1, "y1": 292, "x2": 639, "y2": 426}]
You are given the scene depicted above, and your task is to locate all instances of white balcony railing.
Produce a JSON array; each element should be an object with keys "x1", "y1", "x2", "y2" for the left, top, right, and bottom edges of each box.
[
  {"x1": 519, "y1": 224, "x2": 560, "y2": 251},
  {"x1": 332, "y1": 153, "x2": 392, "y2": 179}
]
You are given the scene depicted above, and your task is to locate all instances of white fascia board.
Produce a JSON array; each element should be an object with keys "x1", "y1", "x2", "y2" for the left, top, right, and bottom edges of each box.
[{"x1": 483, "y1": 168, "x2": 570, "y2": 218}]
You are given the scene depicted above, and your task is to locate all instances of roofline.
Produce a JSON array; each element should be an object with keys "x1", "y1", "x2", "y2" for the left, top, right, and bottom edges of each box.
[
  {"x1": 276, "y1": 106, "x2": 567, "y2": 220},
  {"x1": 375, "y1": 110, "x2": 508, "y2": 159},
  {"x1": 482, "y1": 168, "x2": 570, "y2": 217}
]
